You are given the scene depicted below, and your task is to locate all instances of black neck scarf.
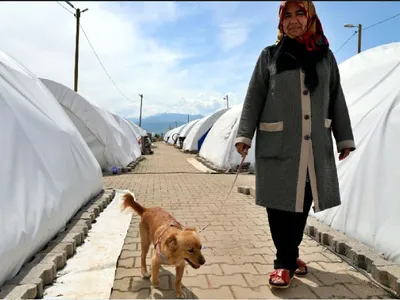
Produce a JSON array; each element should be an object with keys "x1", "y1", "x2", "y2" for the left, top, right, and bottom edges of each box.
[{"x1": 274, "y1": 35, "x2": 329, "y2": 92}]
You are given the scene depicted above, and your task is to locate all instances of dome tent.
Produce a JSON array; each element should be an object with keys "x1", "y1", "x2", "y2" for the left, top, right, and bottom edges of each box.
[
  {"x1": 0, "y1": 50, "x2": 102, "y2": 285},
  {"x1": 310, "y1": 42, "x2": 400, "y2": 264},
  {"x1": 110, "y1": 111, "x2": 142, "y2": 160},
  {"x1": 183, "y1": 108, "x2": 230, "y2": 153},
  {"x1": 199, "y1": 105, "x2": 256, "y2": 171},
  {"x1": 167, "y1": 124, "x2": 185, "y2": 145},
  {"x1": 41, "y1": 78, "x2": 138, "y2": 171}
]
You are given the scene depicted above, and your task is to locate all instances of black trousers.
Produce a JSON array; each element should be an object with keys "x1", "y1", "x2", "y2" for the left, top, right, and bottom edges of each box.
[{"x1": 266, "y1": 178, "x2": 313, "y2": 271}]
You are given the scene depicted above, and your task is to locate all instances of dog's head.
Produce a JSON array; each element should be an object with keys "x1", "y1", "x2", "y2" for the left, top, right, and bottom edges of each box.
[{"x1": 165, "y1": 227, "x2": 206, "y2": 269}]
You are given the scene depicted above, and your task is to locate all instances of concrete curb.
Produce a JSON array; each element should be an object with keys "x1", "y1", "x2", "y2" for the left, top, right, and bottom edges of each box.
[
  {"x1": 103, "y1": 156, "x2": 145, "y2": 176},
  {"x1": 237, "y1": 186, "x2": 400, "y2": 297},
  {"x1": 0, "y1": 189, "x2": 116, "y2": 299},
  {"x1": 194, "y1": 156, "x2": 256, "y2": 175}
]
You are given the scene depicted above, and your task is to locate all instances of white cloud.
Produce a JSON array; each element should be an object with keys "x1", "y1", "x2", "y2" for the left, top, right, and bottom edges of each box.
[
  {"x1": 0, "y1": 1, "x2": 264, "y2": 120},
  {"x1": 219, "y1": 22, "x2": 250, "y2": 52}
]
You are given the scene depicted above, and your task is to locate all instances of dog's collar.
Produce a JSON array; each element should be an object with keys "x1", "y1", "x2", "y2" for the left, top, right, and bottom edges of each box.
[{"x1": 154, "y1": 221, "x2": 181, "y2": 264}]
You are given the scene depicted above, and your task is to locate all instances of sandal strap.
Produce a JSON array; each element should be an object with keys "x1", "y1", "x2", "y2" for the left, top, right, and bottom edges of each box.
[
  {"x1": 297, "y1": 258, "x2": 307, "y2": 268},
  {"x1": 270, "y1": 269, "x2": 291, "y2": 284}
]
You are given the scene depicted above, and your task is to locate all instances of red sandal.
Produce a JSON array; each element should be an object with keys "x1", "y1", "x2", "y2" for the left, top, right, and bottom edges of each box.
[
  {"x1": 294, "y1": 258, "x2": 308, "y2": 276},
  {"x1": 269, "y1": 269, "x2": 293, "y2": 289}
]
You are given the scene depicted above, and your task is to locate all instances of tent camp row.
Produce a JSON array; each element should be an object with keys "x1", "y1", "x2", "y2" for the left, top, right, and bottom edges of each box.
[
  {"x1": 163, "y1": 106, "x2": 255, "y2": 172},
  {"x1": 0, "y1": 49, "x2": 146, "y2": 285},
  {"x1": 164, "y1": 42, "x2": 400, "y2": 266}
]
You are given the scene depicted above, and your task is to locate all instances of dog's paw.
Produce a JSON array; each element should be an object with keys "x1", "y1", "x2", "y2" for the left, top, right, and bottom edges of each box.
[
  {"x1": 176, "y1": 291, "x2": 186, "y2": 299},
  {"x1": 141, "y1": 271, "x2": 150, "y2": 279}
]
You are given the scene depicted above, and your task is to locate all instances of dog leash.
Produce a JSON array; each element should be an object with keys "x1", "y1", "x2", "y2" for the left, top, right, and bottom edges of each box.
[{"x1": 198, "y1": 153, "x2": 247, "y2": 233}]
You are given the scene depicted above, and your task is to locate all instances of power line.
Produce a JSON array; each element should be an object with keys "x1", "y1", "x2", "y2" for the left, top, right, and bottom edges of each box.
[
  {"x1": 363, "y1": 12, "x2": 400, "y2": 31},
  {"x1": 56, "y1": 1, "x2": 74, "y2": 15},
  {"x1": 334, "y1": 32, "x2": 357, "y2": 54},
  {"x1": 79, "y1": 24, "x2": 135, "y2": 104},
  {"x1": 334, "y1": 11, "x2": 400, "y2": 55},
  {"x1": 55, "y1": 2, "x2": 135, "y2": 104}
]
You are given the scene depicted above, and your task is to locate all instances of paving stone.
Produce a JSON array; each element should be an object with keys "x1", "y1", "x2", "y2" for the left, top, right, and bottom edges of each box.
[
  {"x1": 190, "y1": 286, "x2": 234, "y2": 299},
  {"x1": 208, "y1": 274, "x2": 248, "y2": 288},
  {"x1": 71, "y1": 211, "x2": 95, "y2": 222},
  {"x1": 53, "y1": 231, "x2": 83, "y2": 246},
  {"x1": 110, "y1": 289, "x2": 150, "y2": 299},
  {"x1": 105, "y1": 142, "x2": 393, "y2": 299},
  {"x1": 32, "y1": 252, "x2": 66, "y2": 271},
  {"x1": 220, "y1": 263, "x2": 259, "y2": 275},
  {"x1": 0, "y1": 284, "x2": 37, "y2": 299}
]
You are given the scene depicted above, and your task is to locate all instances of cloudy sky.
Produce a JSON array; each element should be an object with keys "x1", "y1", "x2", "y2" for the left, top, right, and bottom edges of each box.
[{"x1": 1, "y1": 1, "x2": 399, "y2": 119}]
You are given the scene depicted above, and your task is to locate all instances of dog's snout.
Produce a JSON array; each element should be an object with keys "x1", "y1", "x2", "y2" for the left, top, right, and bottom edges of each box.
[{"x1": 199, "y1": 257, "x2": 206, "y2": 265}]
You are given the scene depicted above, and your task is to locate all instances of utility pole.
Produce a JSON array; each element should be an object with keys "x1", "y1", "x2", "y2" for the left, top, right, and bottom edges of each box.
[
  {"x1": 344, "y1": 23, "x2": 362, "y2": 54},
  {"x1": 357, "y1": 24, "x2": 362, "y2": 54},
  {"x1": 65, "y1": 1, "x2": 88, "y2": 92},
  {"x1": 138, "y1": 94, "x2": 143, "y2": 127},
  {"x1": 224, "y1": 95, "x2": 229, "y2": 108}
]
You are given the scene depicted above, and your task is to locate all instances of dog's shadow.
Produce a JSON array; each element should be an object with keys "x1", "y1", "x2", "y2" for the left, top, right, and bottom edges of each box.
[{"x1": 132, "y1": 267, "x2": 199, "y2": 299}]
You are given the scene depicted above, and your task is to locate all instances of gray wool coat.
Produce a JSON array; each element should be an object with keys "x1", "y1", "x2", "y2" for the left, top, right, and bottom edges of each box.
[{"x1": 236, "y1": 45, "x2": 356, "y2": 213}]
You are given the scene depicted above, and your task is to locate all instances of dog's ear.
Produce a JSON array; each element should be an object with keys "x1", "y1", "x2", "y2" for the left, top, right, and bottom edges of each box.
[
  {"x1": 165, "y1": 234, "x2": 177, "y2": 249},
  {"x1": 184, "y1": 227, "x2": 197, "y2": 232}
]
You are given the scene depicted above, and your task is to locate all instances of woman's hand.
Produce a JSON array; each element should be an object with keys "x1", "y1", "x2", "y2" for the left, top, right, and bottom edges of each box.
[
  {"x1": 235, "y1": 142, "x2": 250, "y2": 157},
  {"x1": 339, "y1": 148, "x2": 351, "y2": 161}
]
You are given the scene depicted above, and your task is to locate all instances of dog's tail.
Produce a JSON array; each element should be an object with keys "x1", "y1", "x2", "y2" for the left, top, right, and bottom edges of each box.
[{"x1": 121, "y1": 192, "x2": 145, "y2": 216}]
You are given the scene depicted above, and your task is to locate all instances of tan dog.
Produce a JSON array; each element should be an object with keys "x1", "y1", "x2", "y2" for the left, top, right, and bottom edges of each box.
[{"x1": 121, "y1": 192, "x2": 206, "y2": 298}]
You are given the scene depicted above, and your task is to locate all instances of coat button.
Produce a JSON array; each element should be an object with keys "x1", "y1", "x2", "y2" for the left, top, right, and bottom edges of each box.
[
  {"x1": 304, "y1": 135, "x2": 311, "y2": 140},
  {"x1": 304, "y1": 114, "x2": 310, "y2": 120},
  {"x1": 303, "y1": 90, "x2": 309, "y2": 95}
]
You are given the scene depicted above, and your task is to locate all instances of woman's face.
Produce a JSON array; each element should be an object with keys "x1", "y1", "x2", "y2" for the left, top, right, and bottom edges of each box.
[{"x1": 281, "y1": 2, "x2": 308, "y2": 38}]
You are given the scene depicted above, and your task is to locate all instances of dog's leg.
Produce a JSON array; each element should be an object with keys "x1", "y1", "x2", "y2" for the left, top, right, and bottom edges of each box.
[
  {"x1": 175, "y1": 263, "x2": 186, "y2": 298},
  {"x1": 139, "y1": 222, "x2": 151, "y2": 278},
  {"x1": 150, "y1": 254, "x2": 161, "y2": 286}
]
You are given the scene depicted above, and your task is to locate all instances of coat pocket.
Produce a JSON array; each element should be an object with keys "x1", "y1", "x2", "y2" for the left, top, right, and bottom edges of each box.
[{"x1": 256, "y1": 121, "x2": 284, "y2": 158}]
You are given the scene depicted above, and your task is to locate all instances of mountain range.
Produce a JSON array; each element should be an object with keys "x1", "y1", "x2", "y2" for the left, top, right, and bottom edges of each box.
[{"x1": 128, "y1": 113, "x2": 203, "y2": 135}]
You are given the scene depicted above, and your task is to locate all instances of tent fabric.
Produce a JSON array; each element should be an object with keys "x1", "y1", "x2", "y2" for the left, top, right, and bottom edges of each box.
[
  {"x1": 126, "y1": 119, "x2": 146, "y2": 138},
  {"x1": 310, "y1": 42, "x2": 400, "y2": 264},
  {"x1": 41, "y1": 78, "x2": 138, "y2": 171},
  {"x1": 110, "y1": 112, "x2": 142, "y2": 160},
  {"x1": 179, "y1": 119, "x2": 200, "y2": 138},
  {"x1": 167, "y1": 125, "x2": 185, "y2": 145},
  {"x1": 183, "y1": 108, "x2": 230, "y2": 152},
  {"x1": 0, "y1": 50, "x2": 103, "y2": 286},
  {"x1": 199, "y1": 105, "x2": 256, "y2": 171}
]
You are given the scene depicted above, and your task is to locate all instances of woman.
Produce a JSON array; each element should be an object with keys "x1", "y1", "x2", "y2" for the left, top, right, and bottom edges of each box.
[{"x1": 235, "y1": 0, "x2": 356, "y2": 289}]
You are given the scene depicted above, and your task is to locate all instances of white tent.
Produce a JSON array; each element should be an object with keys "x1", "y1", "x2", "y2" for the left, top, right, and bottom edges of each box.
[
  {"x1": 180, "y1": 119, "x2": 200, "y2": 138},
  {"x1": 163, "y1": 129, "x2": 171, "y2": 142},
  {"x1": 183, "y1": 108, "x2": 230, "y2": 152},
  {"x1": 0, "y1": 50, "x2": 103, "y2": 286},
  {"x1": 167, "y1": 124, "x2": 185, "y2": 145},
  {"x1": 41, "y1": 79, "x2": 138, "y2": 171},
  {"x1": 176, "y1": 119, "x2": 201, "y2": 148},
  {"x1": 126, "y1": 119, "x2": 147, "y2": 138},
  {"x1": 310, "y1": 42, "x2": 400, "y2": 264},
  {"x1": 199, "y1": 105, "x2": 256, "y2": 171},
  {"x1": 110, "y1": 112, "x2": 142, "y2": 159}
]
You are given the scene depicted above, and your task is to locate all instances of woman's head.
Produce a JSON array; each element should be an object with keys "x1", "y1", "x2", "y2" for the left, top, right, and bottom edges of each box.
[
  {"x1": 280, "y1": 1, "x2": 308, "y2": 38},
  {"x1": 276, "y1": 1, "x2": 329, "y2": 51}
]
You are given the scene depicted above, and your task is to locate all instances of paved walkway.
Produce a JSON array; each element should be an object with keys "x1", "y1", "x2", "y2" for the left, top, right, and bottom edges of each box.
[{"x1": 103, "y1": 142, "x2": 392, "y2": 299}]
